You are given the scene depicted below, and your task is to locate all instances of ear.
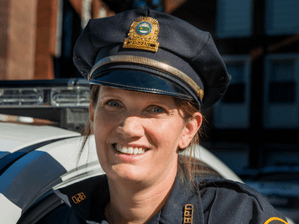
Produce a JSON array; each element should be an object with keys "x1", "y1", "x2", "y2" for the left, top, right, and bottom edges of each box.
[
  {"x1": 89, "y1": 101, "x2": 95, "y2": 133},
  {"x1": 178, "y1": 112, "x2": 202, "y2": 149}
]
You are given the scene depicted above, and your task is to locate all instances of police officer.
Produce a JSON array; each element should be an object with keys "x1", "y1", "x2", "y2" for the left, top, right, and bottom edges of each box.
[{"x1": 42, "y1": 9, "x2": 288, "y2": 224}]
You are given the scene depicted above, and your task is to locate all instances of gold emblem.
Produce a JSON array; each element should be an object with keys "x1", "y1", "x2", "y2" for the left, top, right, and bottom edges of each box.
[
  {"x1": 183, "y1": 204, "x2": 193, "y2": 224},
  {"x1": 123, "y1": 17, "x2": 159, "y2": 52},
  {"x1": 72, "y1": 192, "x2": 86, "y2": 204},
  {"x1": 264, "y1": 217, "x2": 289, "y2": 224}
]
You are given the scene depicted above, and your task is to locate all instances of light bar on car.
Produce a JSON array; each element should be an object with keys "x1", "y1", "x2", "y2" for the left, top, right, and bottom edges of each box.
[
  {"x1": 0, "y1": 86, "x2": 90, "y2": 108},
  {"x1": 0, "y1": 88, "x2": 44, "y2": 106},
  {"x1": 51, "y1": 87, "x2": 90, "y2": 107}
]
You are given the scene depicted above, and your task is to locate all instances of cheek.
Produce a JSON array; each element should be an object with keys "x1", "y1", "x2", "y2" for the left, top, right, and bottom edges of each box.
[
  {"x1": 93, "y1": 110, "x2": 118, "y2": 156},
  {"x1": 93, "y1": 108, "x2": 120, "y2": 135},
  {"x1": 147, "y1": 117, "x2": 185, "y2": 149}
]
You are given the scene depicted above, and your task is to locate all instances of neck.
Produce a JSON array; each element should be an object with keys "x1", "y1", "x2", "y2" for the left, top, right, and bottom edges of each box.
[{"x1": 105, "y1": 170, "x2": 177, "y2": 224}]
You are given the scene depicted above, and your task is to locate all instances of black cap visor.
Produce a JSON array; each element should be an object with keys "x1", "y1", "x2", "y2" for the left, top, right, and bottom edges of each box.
[{"x1": 90, "y1": 69, "x2": 194, "y2": 101}]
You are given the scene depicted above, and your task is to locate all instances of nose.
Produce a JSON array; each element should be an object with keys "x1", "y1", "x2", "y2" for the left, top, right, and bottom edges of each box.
[{"x1": 117, "y1": 116, "x2": 144, "y2": 139}]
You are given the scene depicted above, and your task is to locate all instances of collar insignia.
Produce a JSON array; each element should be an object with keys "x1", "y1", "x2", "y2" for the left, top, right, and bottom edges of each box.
[
  {"x1": 183, "y1": 204, "x2": 193, "y2": 224},
  {"x1": 72, "y1": 192, "x2": 86, "y2": 204},
  {"x1": 123, "y1": 17, "x2": 159, "y2": 52}
]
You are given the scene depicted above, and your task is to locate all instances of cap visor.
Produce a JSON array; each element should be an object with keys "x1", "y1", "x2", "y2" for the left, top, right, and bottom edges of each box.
[{"x1": 90, "y1": 70, "x2": 193, "y2": 100}]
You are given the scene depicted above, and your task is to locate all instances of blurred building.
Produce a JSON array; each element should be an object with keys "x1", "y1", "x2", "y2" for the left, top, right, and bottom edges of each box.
[
  {"x1": 206, "y1": 0, "x2": 299, "y2": 171},
  {"x1": 0, "y1": 0, "x2": 166, "y2": 80},
  {"x1": 1, "y1": 0, "x2": 299, "y2": 170}
]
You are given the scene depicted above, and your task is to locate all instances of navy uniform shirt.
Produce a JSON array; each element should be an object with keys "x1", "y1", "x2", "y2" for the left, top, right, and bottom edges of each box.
[{"x1": 41, "y1": 175, "x2": 288, "y2": 224}]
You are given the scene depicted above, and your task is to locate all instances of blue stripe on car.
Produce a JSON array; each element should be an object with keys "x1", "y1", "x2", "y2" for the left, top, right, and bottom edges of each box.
[
  {"x1": 0, "y1": 137, "x2": 74, "y2": 175},
  {"x1": 0, "y1": 151, "x2": 67, "y2": 210},
  {"x1": 0, "y1": 151, "x2": 10, "y2": 160}
]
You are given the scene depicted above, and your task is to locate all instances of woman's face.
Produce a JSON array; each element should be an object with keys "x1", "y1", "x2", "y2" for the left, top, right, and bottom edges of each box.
[{"x1": 89, "y1": 86, "x2": 201, "y2": 185}]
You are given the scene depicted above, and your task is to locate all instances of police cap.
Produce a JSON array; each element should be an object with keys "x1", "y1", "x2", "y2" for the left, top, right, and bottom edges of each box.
[{"x1": 73, "y1": 9, "x2": 230, "y2": 109}]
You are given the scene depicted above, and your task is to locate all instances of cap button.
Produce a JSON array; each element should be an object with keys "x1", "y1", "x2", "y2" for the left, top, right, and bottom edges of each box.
[{"x1": 74, "y1": 56, "x2": 81, "y2": 60}]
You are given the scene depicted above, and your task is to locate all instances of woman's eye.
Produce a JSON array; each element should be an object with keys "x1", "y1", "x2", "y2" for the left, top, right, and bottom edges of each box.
[
  {"x1": 106, "y1": 100, "x2": 121, "y2": 107},
  {"x1": 150, "y1": 106, "x2": 165, "y2": 113}
]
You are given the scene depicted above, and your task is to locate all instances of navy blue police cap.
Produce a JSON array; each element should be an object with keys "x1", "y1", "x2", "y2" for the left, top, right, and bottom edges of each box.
[{"x1": 73, "y1": 9, "x2": 230, "y2": 109}]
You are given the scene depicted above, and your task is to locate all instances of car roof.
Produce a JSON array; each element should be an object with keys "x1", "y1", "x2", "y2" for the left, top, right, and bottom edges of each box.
[{"x1": 0, "y1": 122, "x2": 80, "y2": 156}]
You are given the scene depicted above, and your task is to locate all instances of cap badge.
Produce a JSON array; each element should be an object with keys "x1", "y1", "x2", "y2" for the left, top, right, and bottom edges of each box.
[{"x1": 123, "y1": 17, "x2": 159, "y2": 52}]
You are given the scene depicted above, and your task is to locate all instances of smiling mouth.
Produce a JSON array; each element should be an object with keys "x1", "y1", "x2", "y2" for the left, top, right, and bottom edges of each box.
[{"x1": 113, "y1": 144, "x2": 147, "y2": 155}]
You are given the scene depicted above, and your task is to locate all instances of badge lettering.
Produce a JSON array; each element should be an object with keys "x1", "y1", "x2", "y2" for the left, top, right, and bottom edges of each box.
[
  {"x1": 72, "y1": 192, "x2": 86, "y2": 204},
  {"x1": 183, "y1": 204, "x2": 193, "y2": 224}
]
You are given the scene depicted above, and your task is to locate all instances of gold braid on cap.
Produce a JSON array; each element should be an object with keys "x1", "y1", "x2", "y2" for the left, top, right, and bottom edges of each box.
[{"x1": 89, "y1": 55, "x2": 204, "y2": 100}]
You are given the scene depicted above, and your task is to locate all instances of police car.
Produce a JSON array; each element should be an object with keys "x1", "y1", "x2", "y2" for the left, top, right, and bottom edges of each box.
[{"x1": 0, "y1": 79, "x2": 280, "y2": 224}]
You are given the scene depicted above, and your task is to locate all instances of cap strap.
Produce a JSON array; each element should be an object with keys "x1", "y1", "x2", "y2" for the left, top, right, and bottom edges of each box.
[{"x1": 89, "y1": 55, "x2": 204, "y2": 100}]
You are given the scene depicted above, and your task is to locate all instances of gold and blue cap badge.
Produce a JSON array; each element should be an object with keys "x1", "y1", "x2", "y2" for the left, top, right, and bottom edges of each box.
[{"x1": 123, "y1": 16, "x2": 159, "y2": 52}]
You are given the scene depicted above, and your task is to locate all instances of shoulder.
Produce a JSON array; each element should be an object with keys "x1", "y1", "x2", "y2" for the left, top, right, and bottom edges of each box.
[{"x1": 197, "y1": 178, "x2": 289, "y2": 224}]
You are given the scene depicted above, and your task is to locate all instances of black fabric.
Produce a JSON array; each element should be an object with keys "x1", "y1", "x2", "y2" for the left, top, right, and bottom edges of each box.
[
  {"x1": 38, "y1": 204, "x2": 85, "y2": 224},
  {"x1": 73, "y1": 9, "x2": 231, "y2": 109},
  {"x1": 49, "y1": 175, "x2": 288, "y2": 224}
]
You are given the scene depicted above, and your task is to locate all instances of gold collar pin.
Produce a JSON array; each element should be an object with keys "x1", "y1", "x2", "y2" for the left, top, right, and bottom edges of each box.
[
  {"x1": 71, "y1": 192, "x2": 86, "y2": 204},
  {"x1": 183, "y1": 204, "x2": 193, "y2": 224}
]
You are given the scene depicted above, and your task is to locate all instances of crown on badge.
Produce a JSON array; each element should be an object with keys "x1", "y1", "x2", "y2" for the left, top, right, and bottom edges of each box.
[{"x1": 123, "y1": 17, "x2": 160, "y2": 52}]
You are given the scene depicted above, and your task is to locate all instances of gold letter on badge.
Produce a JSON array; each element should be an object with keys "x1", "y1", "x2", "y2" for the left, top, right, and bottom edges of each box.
[
  {"x1": 183, "y1": 204, "x2": 193, "y2": 224},
  {"x1": 72, "y1": 192, "x2": 86, "y2": 204}
]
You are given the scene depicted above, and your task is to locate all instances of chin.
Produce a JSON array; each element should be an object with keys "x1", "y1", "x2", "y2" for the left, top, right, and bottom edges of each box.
[{"x1": 108, "y1": 164, "x2": 150, "y2": 183}]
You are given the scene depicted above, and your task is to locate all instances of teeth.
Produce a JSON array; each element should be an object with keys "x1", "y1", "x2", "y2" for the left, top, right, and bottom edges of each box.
[
  {"x1": 133, "y1": 148, "x2": 138, "y2": 155},
  {"x1": 128, "y1": 147, "x2": 133, "y2": 154},
  {"x1": 123, "y1": 146, "x2": 128, "y2": 153},
  {"x1": 114, "y1": 144, "x2": 146, "y2": 155}
]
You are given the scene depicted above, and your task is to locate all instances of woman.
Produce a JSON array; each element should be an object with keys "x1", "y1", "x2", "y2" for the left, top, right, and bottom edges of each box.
[{"x1": 43, "y1": 8, "x2": 288, "y2": 224}]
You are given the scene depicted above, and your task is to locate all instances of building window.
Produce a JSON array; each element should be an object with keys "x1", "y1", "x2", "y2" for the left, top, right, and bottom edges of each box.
[
  {"x1": 216, "y1": 0, "x2": 253, "y2": 38},
  {"x1": 263, "y1": 54, "x2": 299, "y2": 128},
  {"x1": 213, "y1": 55, "x2": 251, "y2": 129},
  {"x1": 269, "y1": 60, "x2": 295, "y2": 103},
  {"x1": 222, "y1": 63, "x2": 245, "y2": 103},
  {"x1": 265, "y1": 0, "x2": 299, "y2": 35}
]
